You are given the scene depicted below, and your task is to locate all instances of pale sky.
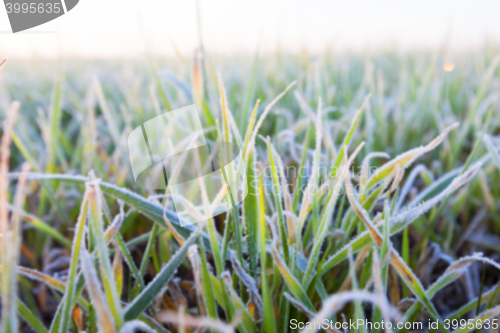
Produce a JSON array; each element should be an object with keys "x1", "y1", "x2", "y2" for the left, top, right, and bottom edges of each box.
[{"x1": 0, "y1": 0, "x2": 499, "y2": 58}]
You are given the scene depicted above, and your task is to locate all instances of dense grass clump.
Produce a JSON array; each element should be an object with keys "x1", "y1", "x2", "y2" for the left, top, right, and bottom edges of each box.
[{"x1": 0, "y1": 48, "x2": 500, "y2": 332}]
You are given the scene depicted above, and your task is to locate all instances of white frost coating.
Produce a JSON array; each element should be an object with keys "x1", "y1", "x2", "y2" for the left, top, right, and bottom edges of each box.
[
  {"x1": 321, "y1": 162, "x2": 482, "y2": 276},
  {"x1": 395, "y1": 164, "x2": 434, "y2": 212},
  {"x1": 361, "y1": 151, "x2": 390, "y2": 186},
  {"x1": 390, "y1": 162, "x2": 482, "y2": 230},
  {"x1": 366, "y1": 122, "x2": 459, "y2": 188}
]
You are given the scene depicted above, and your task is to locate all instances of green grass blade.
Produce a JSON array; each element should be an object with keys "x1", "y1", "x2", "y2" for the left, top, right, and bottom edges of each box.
[
  {"x1": 46, "y1": 73, "x2": 62, "y2": 175},
  {"x1": 320, "y1": 162, "x2": 482, "y2": 276},
  {"x1": 483, "y1": 134, "x2": 500, "y2": 169},
  {"x1": 124, "y1": 230, "x2": 199, "y2": 320},
  {"x1": 17, "y1": 267, "x2": 89, "y2": 310},
  {"x1": 238, "y1": 49, "x2": 259, "y2": 130},
  {"x1": 8, "y1": 172, "x2": 311, "y2": 271},
  {"x1": 138, "y1": 223, "x2": 159, "y2": 277},
  {"x1": 80, "y1": 248, "x2": 116, "y2": 333},
  {"x1": 17, "y1": 299, "x2": 48, "y2": 333},
  {"x1": 302, "y1": 143, "x2": 364, "y2": 289},
  {"x1": 329, "y1": 94, "x2": 370, "y2": 178},
  {"x1": 198, "y1": 239, "x2": 218, "y2": 320},
  {"x1": 58, "y1": 196, "x2": 88, "y2": 333},
  {"x1": 241, "y1": 100, "x2": 260, "y2": 164},
  {"x1": 6, "y1": 204, "x2": 71, "y2": 248},
  {"x1": 267, "y1": 137, "x2": 289, "y2": 262},
  {"x1": 462, "y1": 105, "x2": 494, "y2": 173},
  {"x1": 452, "y1": 305, "x2": 500, "y2": 333},
  {"x1": 454, "y1": 53, "x2": 500, "y2": 158},
  {"x1": 366, "y1": 123, "x2": 458, "y2": 189},
  {"x1": 221, "y1": 272, "x2": 257, "y2": 333},
  {"x1": 243, "y1": 147, "x2": 259, "y2": 279},
  {"x1": 87, "y1": 182, "x2": 124, "y2": 328},
  {"x1": 292, "y1": 121, "x2": 312, "y2": 213},
  {"x1": 0, "y1": 102, "x2": 22, "y2": 333},
  {"x1": 270, "y1": 239, "x2": 315, "y2": 312},
  {"x1": 257, "y1": 159, "x2": 277, "y2": 333}
]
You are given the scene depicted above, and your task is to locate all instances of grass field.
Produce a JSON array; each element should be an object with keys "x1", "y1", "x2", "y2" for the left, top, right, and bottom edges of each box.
[{"x1": 1, "y1": 47, "x2": 500, "y2": 332}]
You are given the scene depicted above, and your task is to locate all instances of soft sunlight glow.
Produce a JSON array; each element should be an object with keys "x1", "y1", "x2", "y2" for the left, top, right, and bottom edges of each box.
[{"x1": 443, "y1": 62, "x2": 455, "y2": 72}]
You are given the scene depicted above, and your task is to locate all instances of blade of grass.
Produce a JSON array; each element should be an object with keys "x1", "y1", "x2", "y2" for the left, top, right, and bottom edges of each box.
[
  {"x1": 397, "y1": 253, "x2": 500, "y2": 332},
  {"x1": 17, "y1": 299, "x2": 48, "y2": 333},
  {"x1": 238, "y1": 48, "x2": 259, "y2": 130},
  {"x1": 243, "y1": 147, "x2": 259, "y2": 279},
  {"x1": 0, "y1": 101, "x2": 22, "y2": 333},
  {"x1": 9, "y1": 172, "x2": 306, "y2": 273},
  {"x1": 453, "y1": 54, "x2": 500, "y2": 160},
  {"x1": 270, "y1": 238, "x2": 315, "y2": 312},
  {"x1": 267, "y1": 137, "x2": 289, "y2": 262},
  {"x1": 6, "y1": 204, "x2": 71, "y2": 248},
  {"x1": 216, "y1": 119, "x2": 243, "y2": 265},
  {"x1": 366, "y1": 123, "x2": 458, "y2": 190},
  {"x1": 16, "y1": 267, "x2": 89, "y2": 310},
  {"x1": 124, "y1": 230, "x2": 199, "y2": 320},
  {"x1": 86, "y1": 181, "x2": 124, "y2": 328},
  {"x1": 58, "y1": 193, "x2": 89, "y2": 333},
  {"x1": 198, "y1": 240, "x2": 218, "y2": 320},
  {"x1": 112, "y1": 243, "x2": 123, "y2": 298},
  {"x1": 452, "y1": 305, "x2": 500, "y2": 333},
  {"x1": 292, "y1": 121, "x2": 312, "y2": 213},
  {"x1": 297, "y1": 104, "x2": 322, "y2": 241},
  {"x1": 256, "y1": 159, "x2": 277, "y2": 333},
  {"x1": 245, "y1": 81, "x2": 296, "y2": 163},
  {"x1": 329, "y1": 94, "x2": 371, "y2": 178},
  {"x1": 221, "y1": 272, "x2": 257, "y2": 333},
  {"x1": 345, "y1": 165, "x2": 448, "y2": 331},
  {"x1": 482, "y1": 134, "x2": 500, "y2": 169},
  {"x1": 320, "y1": 162, "x2": 482, "y2": 275},
  {"x1": 302, "y1": 143, "x2": 364, "y2": 289},
  {"x1": 80, "y1": 248, "x2": 117, "y2": 333}
]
